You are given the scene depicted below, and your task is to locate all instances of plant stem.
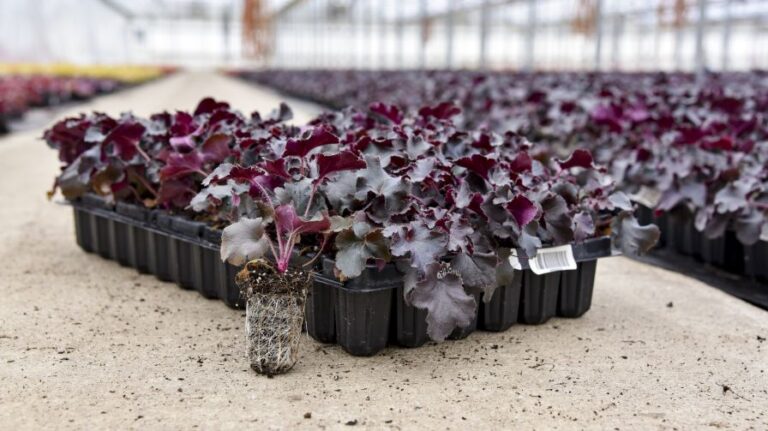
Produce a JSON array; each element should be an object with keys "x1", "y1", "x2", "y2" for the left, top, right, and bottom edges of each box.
[
  {"x1": 135, "y1": 145, "x2": 153, "y2": 164},
  {"x1": 302, "y1": 232, "x2": 330, "y2": 268},
  {"x1": 303, "y1": 183, "x2": 319, "y2": 218},
  {"x1": 128, "y1": 169, "x2": 158, "y2": 198}
]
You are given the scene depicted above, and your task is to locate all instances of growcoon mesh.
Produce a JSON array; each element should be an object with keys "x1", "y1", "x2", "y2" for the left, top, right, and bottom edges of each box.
[
  {"x1": 245, "y1": 289, "x2": 307, "y2": 375},
  {"x1": 237, "y1": 259, "x2": 311, "y2": 376}
]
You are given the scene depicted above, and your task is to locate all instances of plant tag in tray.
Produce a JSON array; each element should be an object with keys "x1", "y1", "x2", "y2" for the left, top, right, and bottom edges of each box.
[
  {"x1": 630, "y1": 186, "x2": 662, "y2": 209},
  {"x1": 528, "y1": 245, "x2": 577, "y2": 275},
  {"x1": 508, "y1": 249, "x2": 523, "y2": 270}
]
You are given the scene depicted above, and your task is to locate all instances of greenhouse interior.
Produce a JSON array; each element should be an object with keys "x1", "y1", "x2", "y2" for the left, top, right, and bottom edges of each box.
[{"x1": 1, "y1": 0, "x2": 767, "y2": 429}]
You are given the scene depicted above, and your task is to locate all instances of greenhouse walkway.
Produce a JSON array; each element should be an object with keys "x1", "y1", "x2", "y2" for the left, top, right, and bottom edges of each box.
[{"x1": 0, "y1": 71, "x2": 765, "y2": 430}]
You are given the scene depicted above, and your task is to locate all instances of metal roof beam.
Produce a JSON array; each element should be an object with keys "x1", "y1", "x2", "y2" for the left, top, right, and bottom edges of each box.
[{"x1": 96, "y1": 0, "x2": 136, "y2": 19}]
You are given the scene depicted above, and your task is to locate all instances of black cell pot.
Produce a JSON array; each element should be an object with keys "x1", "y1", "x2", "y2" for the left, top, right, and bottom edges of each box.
[
  {"x1": 518, "y1": 270, "x2": 562, "y2": 325},
  {"x1": 170, "y1": 218, "x2": 205, "y2": 290},
  {"x1": 200, "y1": 227, "x2": 224, "y2": 300},
  {"x1": 148, "y1": 212, "x2": 174, "y2": 282},
  {"x1": 721, "y1": 231, "x2": 745, "y2": 275},
  {"x1": 480, "y1": 270, "x2": 523, "y2": 331},
  {"x1": 305, "y1": 278, "x2": 337, "y2": 343},
  {"x1": 217, "y1": 261, "x2": 243, "y2": 309},
  {"x1": 557, "y1": 260, "x2": 598, "y2": 318},
  {"x1": 323, "y1": 259, "x2": 394, "y2": 356},
  {"x1": 654, "y1": 211, "x2": 669, "y2": 249},
  {"x1": 634, "y1": 205, "x2": 653, "y2": 226},
  {"x1": 72, "y1": 206, "x2": 94, "y2": 253},
  {"x1": 116, "y1": 202, "x2": 150, "y2": 272},
  {"x1": 698, "y1": 231, "x2": 725, "y2": 267},
  {"x1": 743, "y1": 240, "x2": 768, "y2": 282},
  {"x1": 80, "y1": 194, "x2": 114, "y2": 260},
  {"x1": 392, "y1": 286, "x2": 429, "y2": 348},
  {"x1": 665, "y1": 209, "x2": 695, "y2": 257}
]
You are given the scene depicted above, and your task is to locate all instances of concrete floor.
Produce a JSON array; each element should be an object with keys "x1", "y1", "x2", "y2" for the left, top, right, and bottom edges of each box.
[{"x1": 0, "y1": 71, "x2": 766, "y2": 430}]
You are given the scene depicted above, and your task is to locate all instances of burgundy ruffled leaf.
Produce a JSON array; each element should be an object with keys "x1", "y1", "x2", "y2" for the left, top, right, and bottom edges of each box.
[
  {"x1": 418, "y1": 102, "x2": 461, "y2": 120},
  {"x1": 194, "y1": 97, "x2": 230, "y2": 116},
  {"x1": 456, "y1": 154, "x2": 496, "y2": 180},
  {"x1": 315, "y1": 150, "x2": 366, "y2": 183},
  {"x1": 159, "y1": 152, "x2": 203, "y2": 181},
  {"x1": 509, "y1": 151, "x2": 532, "y2": 173},
  {"x1": 507, "y1": 195, "x2": 538, "y2": 228},
  {"x1": 201, "y1": 133, "x2": 231, "y2": 164},
  {"x1": 158, "y1": 178, "x2": 196, "y2": 208},
  {"x1": 274, "y1": 204, "x2": 330, "y2": 238},
  {"x1": 260, "y1": 159, "x2": 290, "y2": 179},
  {"x1": 369, "y1": 102, "x2": 403, "y2": 124},
  {"x1": 283, "y1": 126, "x2": 339, "y2": 157},
  {"x1": 558, "y1": 149, "x2": 594, "y2": 170},
  {"x1": 103, "y1": 122, "x2": 146, "y2": 161},
  {"x1": 170, "y1": 111, "x2": 196, "y2": 137}
]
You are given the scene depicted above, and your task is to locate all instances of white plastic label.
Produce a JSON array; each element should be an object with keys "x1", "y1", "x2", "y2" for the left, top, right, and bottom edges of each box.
[
  {"x1": 761, "y1": 224, "x2": 768, "y2": 242},
  {"x1": 508, "y1": 249, "x2": 523, "y2": 270},
  {"x1": 528, "y1": 245, "x2": 577, "y2": 275},
  {"x1": 630, "y1": 186, "x2": 662, "y2": 209}
]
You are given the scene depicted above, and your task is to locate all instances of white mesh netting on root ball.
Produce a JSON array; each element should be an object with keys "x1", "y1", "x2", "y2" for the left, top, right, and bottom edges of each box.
[{"x1": 245, "y1": 290, "x2": 307, "y2": 375}]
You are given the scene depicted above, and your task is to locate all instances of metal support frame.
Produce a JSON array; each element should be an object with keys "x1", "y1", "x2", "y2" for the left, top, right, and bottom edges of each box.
[
  {"x1": 479, "y1": 0, "x2": 490, "y2": 69},
  {"x1": 594, "y1": 0, "x2": 604, "y2": 70},
  {"x1": 419, "y1": 0, "x2": 427, "y2": 69},
  {"x1": 396, "y1": 0, "x2": 404, "y2": 68},
  {"x1": 694, "y1": 0, "x2": 708, "y2": 74},
  {"x1": 379, "y1": 0, "x2": 387, "y2": 68},
  {"x1": 611, "y1": 13, "x2": 625, "y2": 70},
  {"x1": 446, "y1": 0, "x2": 455, "y2": 68},
  {"x1": 722, "y1": 0, "x2": 733, "y2": 70},
  {"x1": 524, "y1": 0, "x2": 536, "y2": 71}
]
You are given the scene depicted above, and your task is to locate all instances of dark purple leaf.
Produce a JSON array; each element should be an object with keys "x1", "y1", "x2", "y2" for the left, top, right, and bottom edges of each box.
[
  {"x1": 194, "y1": 97, "x2": 230, "y2": 116},
  {"x1": 558, "y1": 149, "x2": 593, "y2": 170},
  {"x1": 418, "y1": 102, "x2": 461, "y2": 120},
  {"x1": 611, "y1": 211, "x2": 660, "y2": 255},
  {"x1": 507, "y1": 195, "x2": 538, "y2": 228},
  {"x1": 405, "y1": 263, "x2": 477, "y2": 342},
  {"x1": 103, "y1": 122, "x2": 146, "y2": 161},
  {"x1": 369, "y1": 102, "x2": 403, "y2": 124},
  {"x1": 315, "y1": 151, "x2": 366, "y2": 183},
  {"x1": 283, "y1": 126, "x2": 338, "y2": 157},
  {"x1": 456, "y1": 154, "x2": 496, "y2": 180},
  {"x1": 201, "y1": 134, "x2": 231, "y2": 164}
]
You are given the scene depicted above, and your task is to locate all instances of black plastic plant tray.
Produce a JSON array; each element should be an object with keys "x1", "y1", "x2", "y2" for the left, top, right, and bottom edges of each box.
[
  {"x1": 309, "y1": 257, "x2": 601, "y2": 356},
  {"x1": 70, "y1": 196, "x2": 245, "y2": 309},
  {"x1": 632, "y1": 205, "x2": 768, "y2": 309},
  {"x1": 68, "y1": 195, "x2": 606, "y2": 356},
  {"x1": 643, "y1": 205, "x2": 757, "y2": 278}
]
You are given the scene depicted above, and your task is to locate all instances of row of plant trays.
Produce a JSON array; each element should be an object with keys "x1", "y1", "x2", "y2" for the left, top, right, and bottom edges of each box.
[
  {"x1": 71, "y1": 194, "x2": 612, "y2": 356},
  {"x1": 636, "y1": 205, "x2": 768, "y2": 282}
]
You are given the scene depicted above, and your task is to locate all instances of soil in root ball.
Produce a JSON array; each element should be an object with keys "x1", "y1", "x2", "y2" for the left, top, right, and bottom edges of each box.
[{"x1": 236, "y1": 260, "x2": 311, "y2": 376}]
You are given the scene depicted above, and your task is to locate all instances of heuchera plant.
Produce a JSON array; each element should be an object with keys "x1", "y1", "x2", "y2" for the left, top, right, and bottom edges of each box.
[
  {"x1": 46, "y1": 97, "x2": 659, "y2": 341},
  {"x1": 244, "y1": 69, "x2": 768, "y2": 245},
  {"x1": 193, "y1": 102, "x2": 658, "y2": 341},
  {"x1": 45, "y1": 98, "x2": 290, "y2": 211}
]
